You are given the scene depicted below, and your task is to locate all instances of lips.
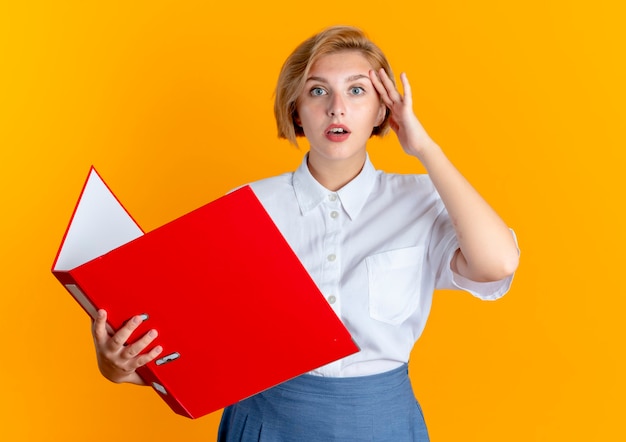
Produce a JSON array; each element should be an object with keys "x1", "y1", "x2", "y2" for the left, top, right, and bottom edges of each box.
[{"x1": 325, "y1": 124, "x2": 351, "y2": 141}]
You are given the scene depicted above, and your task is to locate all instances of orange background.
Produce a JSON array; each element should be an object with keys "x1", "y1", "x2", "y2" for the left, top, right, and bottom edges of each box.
[{"x1": 1, "y1": 1, "x2": 624, "y2": 440}]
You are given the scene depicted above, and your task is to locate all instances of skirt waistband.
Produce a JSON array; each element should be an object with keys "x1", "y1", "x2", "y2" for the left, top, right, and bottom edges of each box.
[{"x1": 273, "y1": 363, "x2": 409, "y2": 397}]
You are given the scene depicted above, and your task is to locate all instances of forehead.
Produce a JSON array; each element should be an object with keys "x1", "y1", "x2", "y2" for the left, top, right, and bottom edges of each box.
[{"x1": 307, "y1": 50, "x2": 375, "y2": 79}]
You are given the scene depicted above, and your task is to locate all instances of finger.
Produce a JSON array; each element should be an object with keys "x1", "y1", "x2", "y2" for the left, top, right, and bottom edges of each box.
[
  {"x1": 92, "y1": 309, "x2": 109, "y2": 345},
  {"x1": 121, "y1": 328, "x2": 159, "y2": 359},
  {"x1": 370, "y1": 69, "x2": 398, "y2": 105},
  {"x1": 134, "y1": 344, "x2": 164, "y2": 368},
  {"x1": 400, "y1": 72, "x2": 412, "y2": 106},
  {"x1": 108, "y1": 314, "x2": 145, "y2": 349},
  {"x1": 378, "y1": 68, "x2": 402, "y2": 103},
  {"x1": 369, "y1": 69, "x2": 390, "y2": 103}
]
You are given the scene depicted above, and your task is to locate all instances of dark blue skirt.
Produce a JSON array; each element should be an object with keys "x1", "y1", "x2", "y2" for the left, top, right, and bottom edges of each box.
[{"x1": 218, "y1": 364, "x2": 429, "y2": 441}]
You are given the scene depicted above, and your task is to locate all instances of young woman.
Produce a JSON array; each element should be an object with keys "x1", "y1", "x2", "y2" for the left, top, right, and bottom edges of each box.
[{"x1": 92, "y1": 26, "x2": 519, "y2": 441}]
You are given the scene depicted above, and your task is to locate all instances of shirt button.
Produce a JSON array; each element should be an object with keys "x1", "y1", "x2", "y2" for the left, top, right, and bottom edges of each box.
[
  {"x1": 327, "y1": 295, "x2": 337, "y2": 304},
  {"x1": 328, "y1": 194, "x2": 338, "y2": 202},
  {"x1": 327, "y1": 254, "x2": 336, "y2": 262},
  {"x1": 330, "y1": 211, "x2": 339, "y2": 219}
]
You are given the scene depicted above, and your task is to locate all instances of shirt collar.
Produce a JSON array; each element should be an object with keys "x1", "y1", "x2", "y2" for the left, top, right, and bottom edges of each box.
[{"x1": 293, "y1": 153, "x2": 377, "y2": 220}]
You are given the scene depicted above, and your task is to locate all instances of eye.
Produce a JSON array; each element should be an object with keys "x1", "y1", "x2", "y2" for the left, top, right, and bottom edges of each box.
[
  {"x1": 350, "y1": 86, "x2": 365, "y2": 95},
  {"x1": 310, "y1": 87, "x2": 327, "y2": 96}
]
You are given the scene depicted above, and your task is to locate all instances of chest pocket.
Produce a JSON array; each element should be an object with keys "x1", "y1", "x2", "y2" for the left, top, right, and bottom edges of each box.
[{"x1": 366, "y1": 246, "x2": 424, "y2": 326}]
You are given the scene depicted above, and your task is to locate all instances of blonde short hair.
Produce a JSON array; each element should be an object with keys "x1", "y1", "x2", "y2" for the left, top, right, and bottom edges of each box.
[{"x1": 274, "y1": 26, "x2": 394, "y2": 146}]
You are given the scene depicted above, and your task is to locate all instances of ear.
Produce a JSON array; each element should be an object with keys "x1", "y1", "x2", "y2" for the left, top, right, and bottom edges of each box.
[
  {"x1": 374, "y1": 101, "x2": 387, "y2": 127},
  {"x1": 293, "y1": 112, "x2": 302, "y2": 127}
]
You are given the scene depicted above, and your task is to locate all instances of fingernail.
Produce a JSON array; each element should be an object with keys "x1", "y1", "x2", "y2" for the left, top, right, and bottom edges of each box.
[{"x1": 148, "y1": 329, "x2": 157, "y2": 338}]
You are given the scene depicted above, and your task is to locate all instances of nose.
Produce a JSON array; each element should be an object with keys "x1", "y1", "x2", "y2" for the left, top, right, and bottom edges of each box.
[{"x1": 328, "y1": 93, "x2": 346, "y2": 117}]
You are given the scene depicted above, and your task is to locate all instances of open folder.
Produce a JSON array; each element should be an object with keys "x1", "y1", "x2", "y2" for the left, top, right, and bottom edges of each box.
[{"x1": 52, "y1": 167, "x2": 359, "y2": 419}]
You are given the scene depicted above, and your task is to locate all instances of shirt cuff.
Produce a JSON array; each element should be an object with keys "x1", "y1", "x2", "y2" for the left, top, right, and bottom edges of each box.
[{"x1": 451, "y1": 272, "x2": 514, "y2": 301}]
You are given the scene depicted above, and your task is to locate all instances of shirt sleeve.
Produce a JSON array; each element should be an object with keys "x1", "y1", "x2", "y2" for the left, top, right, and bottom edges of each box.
[{"x1": 430, "y1": 201, "x2": 519, "y2": 301}]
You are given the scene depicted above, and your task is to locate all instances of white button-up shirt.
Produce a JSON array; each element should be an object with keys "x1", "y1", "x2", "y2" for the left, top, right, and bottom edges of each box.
[{"x1": 249, "y1": 154, "x2": 514, "y2": 377}]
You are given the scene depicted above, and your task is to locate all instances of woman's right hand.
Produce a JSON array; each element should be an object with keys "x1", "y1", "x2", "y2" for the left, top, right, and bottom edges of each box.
[{"x1": 91, "y1": 309, "x2": 163, "y2": 385}]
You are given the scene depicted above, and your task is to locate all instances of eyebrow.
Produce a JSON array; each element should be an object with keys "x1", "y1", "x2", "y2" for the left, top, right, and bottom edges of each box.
[{"x1": 305, "y1": 74, "x2": 371, "y2": 83}]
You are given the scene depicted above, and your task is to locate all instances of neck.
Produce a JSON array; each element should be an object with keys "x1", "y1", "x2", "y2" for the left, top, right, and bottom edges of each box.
[{"x1": 306, "y1": 151, "x2": 366, "y2": 191}]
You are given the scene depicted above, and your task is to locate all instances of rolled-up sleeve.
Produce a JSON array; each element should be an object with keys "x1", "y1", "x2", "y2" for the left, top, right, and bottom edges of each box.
[{"x1": 434, "y1": 214, "x2": 519, "y2": 300}]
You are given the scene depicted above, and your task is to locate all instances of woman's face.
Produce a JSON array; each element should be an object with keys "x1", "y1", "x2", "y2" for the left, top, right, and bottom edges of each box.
[{"x1": 295, "y1": 50, "x2": 386, "y2": 166}]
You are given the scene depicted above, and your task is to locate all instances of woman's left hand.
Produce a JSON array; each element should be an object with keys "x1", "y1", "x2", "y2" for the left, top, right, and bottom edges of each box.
[
  {"x1": 370, "y1": 69, "x2": 435, "y2": 159},
  {"x1": 372, "y1": 69, "x2": 519, "y2": 283}
]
